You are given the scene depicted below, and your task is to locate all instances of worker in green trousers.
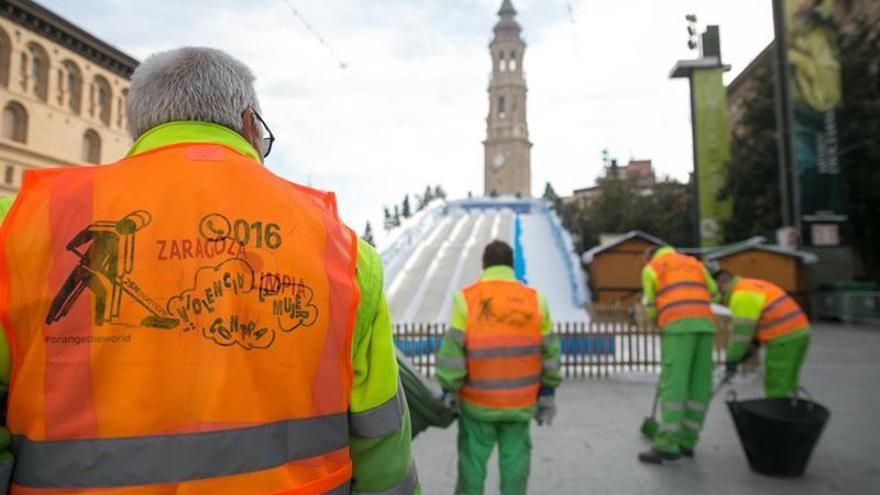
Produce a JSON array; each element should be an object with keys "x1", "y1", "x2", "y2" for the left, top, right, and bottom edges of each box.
[
  {"x1": 639, "y1": 246, "x2": 719, "y2": 464},
  {"x1": 714, "y1": 270, "x2": 811, "y2": 397},
  {"x1": 456, "y1": 414, "x2": 532, "y2": 495},
  {"x1": 437, "y1": 241, "x2": 561, "y2": 494}
]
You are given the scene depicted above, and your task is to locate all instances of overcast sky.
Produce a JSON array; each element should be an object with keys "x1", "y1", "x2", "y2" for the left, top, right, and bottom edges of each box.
[{"x1": 40, "y1": 0, "x2": 775, "y2": 234}]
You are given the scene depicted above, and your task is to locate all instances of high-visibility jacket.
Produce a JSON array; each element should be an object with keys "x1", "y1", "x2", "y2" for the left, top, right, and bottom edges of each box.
[
  {"x1": 647, "y1": 251, "x2": 714, "y2": 328},
  {"x1": 0, "y1": 142, "x2": 361, "y2": 494},
  {"x1": 732, "y1": 278, "x2": 809, "y2": 343},
  {"x1": 458, "y1": 279, "x2": 543, "y2": 411}
]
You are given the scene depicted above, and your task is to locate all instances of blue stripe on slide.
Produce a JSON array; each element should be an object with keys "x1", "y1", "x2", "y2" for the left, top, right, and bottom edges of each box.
[{"x1": 513, "y1": 214, "x2": 527, "y2": 283}]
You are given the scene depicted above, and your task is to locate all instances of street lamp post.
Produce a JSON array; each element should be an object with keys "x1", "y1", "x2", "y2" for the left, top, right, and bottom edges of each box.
[{"x1": 771, "y1": 0, "x2": 800, "y2": 244}]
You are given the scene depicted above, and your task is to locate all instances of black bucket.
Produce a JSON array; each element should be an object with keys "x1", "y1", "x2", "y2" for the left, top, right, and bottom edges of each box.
[{"x1": 726, "y1": 391, "x2": 830, "y2": 477}]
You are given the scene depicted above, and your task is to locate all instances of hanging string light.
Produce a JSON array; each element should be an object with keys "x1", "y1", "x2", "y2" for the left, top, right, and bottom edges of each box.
[
  {"x1": 567, "y1": 0, "x2": 580, "y2": 60},
  {"x1": 279, "y1": 0, "x2": 348, "y2": 69}
]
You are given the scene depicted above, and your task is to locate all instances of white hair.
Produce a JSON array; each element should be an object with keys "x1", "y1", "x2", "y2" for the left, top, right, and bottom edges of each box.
[{"x1": 127, "y1": 47, "x2": 260, "y2": 139}]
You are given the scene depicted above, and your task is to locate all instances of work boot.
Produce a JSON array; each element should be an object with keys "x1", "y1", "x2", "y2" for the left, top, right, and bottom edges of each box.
[
  {"x1": 680, "y1": 446, "x2": 694, "y2": 458},
  {"x1": 638, "y1": 448, "x2": 681, "y2": 464}
]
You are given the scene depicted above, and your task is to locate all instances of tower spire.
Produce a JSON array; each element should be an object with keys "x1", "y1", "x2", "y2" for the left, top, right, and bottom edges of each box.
[
  {"x1": 494, "y1": 0, "x2": 522, "y2": 38},
  {"x1": 498, "y1": 0, "x2": 517, "y2": 16}
]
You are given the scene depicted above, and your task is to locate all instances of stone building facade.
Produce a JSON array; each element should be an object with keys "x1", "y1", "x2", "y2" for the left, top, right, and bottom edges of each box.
[
  {"x1": 483, "y1": 0, "x2": 532, "y2": 198},
  {"x1": 0, "y1": 0, "x2": 137, "y2": 196}
]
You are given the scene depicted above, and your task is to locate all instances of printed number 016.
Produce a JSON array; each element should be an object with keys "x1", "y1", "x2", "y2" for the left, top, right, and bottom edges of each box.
[{"x1": 232, "y1": 220, "x2": 282, "y2": 249}]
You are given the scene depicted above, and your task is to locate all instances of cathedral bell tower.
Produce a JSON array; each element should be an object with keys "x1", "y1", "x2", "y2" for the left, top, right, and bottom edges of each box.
[{"x1": 484, "y1": 0, "x2": 532, "y2": 198}]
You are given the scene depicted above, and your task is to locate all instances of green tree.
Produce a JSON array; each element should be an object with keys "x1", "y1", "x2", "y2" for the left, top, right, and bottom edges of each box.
[
  {"x1": 401, "y1": 195, "x2": 411, "y2": 218},
  {"x1": 643, "y1": 179, "x2": 694, "y2": 247},
  {"x1": 719, "y1": 64, "x2": 782, "y2": 242},
  {"x1": 839, "y1": 16, "x2": 880, "y2": 281},
  {"x1": 417, "y1": 185, "x2": 434, "y2": 211},
  {"x1": 363, "y1": 221, "x2": 376, "y2": 246},
  {"x1": 562, "y1": 176, "x2": 695, "y2": 251},
  {"x1": 434, "y1": 185, "x2": 447, "y2": 200},
  {"x1": 382, "y1": 206, "x2": 394, "y2": 231}
]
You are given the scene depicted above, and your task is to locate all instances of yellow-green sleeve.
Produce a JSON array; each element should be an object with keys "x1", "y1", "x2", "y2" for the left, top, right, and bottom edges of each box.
[
  {"x1": 641, "y1": 265, "x2": 659, "y2": 322},
  {"x1": 436, "y1": 292, "x2": 468, "y2": 392},
  {"x1": 0, "y1": 196, "x2": 14, "y2": 464},
  {"x1": 703, "y1": 265, "x2": 720, "y2": 303},
  {"x1": 538, "y1": 293, "x2": 561, "y2": 390},
  {"x1": 0, "y1": 196, "x2": 13, "y2": 384},
  {"x1": 0, "y1": 196, "x2": 13, "y2": 220},
  {"x1": 726, "y1": 289, "x2": 763, "y2": 362},
  {"x1": 349, "y1": 239, "x2": 418, "y2": 493}
]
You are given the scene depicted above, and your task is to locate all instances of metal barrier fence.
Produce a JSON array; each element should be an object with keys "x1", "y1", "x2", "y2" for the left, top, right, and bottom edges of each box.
[
  {"x1": 393, "y1": 317, "x2": 732, "y2": 379},
  {"x1": 813, "y1": 290, "x2": 880, "y2": 324}
]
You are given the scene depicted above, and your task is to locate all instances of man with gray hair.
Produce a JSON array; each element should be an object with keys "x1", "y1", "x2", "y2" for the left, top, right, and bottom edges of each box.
[{"x1": 0, "y1": 47, "x2": 418, "y2": 494}]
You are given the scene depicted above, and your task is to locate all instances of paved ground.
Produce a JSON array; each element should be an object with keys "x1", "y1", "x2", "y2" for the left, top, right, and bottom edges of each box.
[{"x1": 412, "y1": 323, "x2": 880, "y2": 494}]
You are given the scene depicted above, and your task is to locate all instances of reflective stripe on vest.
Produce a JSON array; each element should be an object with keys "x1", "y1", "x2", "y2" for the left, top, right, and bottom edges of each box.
[
  {"x1": 467, "y1": 374, "x2": 542, "y2": 390},
  {"x1": 352, "y1": 462, "x2": 419, "y2": 495},
  {"x1": 467, "y1": 344, "x2": 541, "y2": 359},
  {"x1": 12, "y1": 414, "x2": 348, "y2": 488},
  {"x1": 0, "y1": 143, "x2": 360, "y2": 493},
  {"x1": 349, "y1": 383, "x2": 406, "y2": 440},
  {"x1": 734, "y1": 278, "x2": 808, "y2": 343},
  {"x1": 648, "y1": 252, "x2": 713, "y2": 327},
  {"x1": 459, "y1": 279, "x2": 543, "y2": 410}
]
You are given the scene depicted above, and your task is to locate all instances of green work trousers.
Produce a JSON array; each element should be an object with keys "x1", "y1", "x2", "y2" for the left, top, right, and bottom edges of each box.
[
  {"x1": 764, "y1": 330, "x2": 811, "y2": 398},
  {"x1": 655, "y1": 333, "x2": 714, "y2": 454},
  {"x1": 456, "y1": 412, "x2": 531, "y2": 495}
]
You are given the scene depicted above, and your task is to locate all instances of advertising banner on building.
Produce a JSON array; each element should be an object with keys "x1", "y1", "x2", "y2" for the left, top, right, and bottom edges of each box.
[
  {"x1": 785, "y1": 0, "x2": 845, "y2": 246},
  {"x1": 692, "y1": 68, "x2": 732, "y2": 248}
]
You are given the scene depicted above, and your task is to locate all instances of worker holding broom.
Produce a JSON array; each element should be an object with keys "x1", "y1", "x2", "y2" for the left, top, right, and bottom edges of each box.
[
  {"x1": 713, "y1": 270, "x2": 812, "y2": 398},
  {"x1": 639, "y1": 245, "x2": 719, "y2": 464},
  {"x1": 436, "y1": 240, "x2": 561, "y2": 495}
]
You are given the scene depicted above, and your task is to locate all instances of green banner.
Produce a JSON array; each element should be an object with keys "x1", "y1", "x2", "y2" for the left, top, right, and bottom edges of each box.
[
  {"x1": 692, "y1": 68, "x2": 732, "y2": 248},
  {"x1": 786, "y1": 0, "x2": 845, "y2": 245}
]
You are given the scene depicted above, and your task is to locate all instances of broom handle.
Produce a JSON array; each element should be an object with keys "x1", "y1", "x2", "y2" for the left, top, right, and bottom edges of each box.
[
  {"x1": 650, "y1": 381, "x2": 660, "y2": 418},
  {"x1": 711, "y1": 370, "x2": 737, "y2": 400}
]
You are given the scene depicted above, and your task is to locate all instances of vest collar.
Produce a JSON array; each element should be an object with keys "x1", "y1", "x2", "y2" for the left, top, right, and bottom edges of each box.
[
  {"x1": 128, "y1": 121, "x2": 262, "y2": 162},
  {"x1": 651, "y1": 246, "x2": 676, "y2": 261},
  {"x1": 481, "y1": 265, "x2": 516, "y2": 281}
]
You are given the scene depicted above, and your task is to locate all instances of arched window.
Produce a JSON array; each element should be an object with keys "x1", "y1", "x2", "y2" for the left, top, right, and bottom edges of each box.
[
  {"x1": 509, "y1": 51, "x2": 517, "y2": 71},
  {"x1": 62, "y1": 60, "x2": 83, "y2": 114},
  {"x1": 498, "y1": 52, "x2": 506, "y2": 72},
  {"x1": 0, "y1": 27, "x2": 10, "y2": 88},
  {"x1": 497, "y1": 96, "x2": 506, "y2": 118},
  {"x1": 4, "y1": 165, "x2": 14, "y2": 185},
  {"x1": 117, "y1": 88, "x2": 128, "y2": 129},
  {"x1": 2, "y1": 102, "x2": 28, "y2": 143},
  {"x1": 18, "y1": 52, "x2": 27, "y2": 91},
  {"x1": 26, "y1": 43, "x2": 49, "y2": 101},
  {"x1": 55, "y1": 68, "x2": 63, "y2": 104},
  {"x1": 82, "y1": 129, "x2": 101, "y2": 164},
  {"x1": 91, "y1": 75, "x2": 112, "y2": 125}
]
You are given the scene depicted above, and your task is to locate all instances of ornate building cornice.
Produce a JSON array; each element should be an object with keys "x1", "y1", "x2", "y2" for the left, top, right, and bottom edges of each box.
[{"x1": 0, "y1": 0, "x2": 138, "y2": 78}]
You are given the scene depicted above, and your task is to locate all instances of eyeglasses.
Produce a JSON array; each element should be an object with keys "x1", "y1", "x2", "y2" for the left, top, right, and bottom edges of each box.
[{"x1": 252, "y1": 109, "x2": 275, "y2": 158}]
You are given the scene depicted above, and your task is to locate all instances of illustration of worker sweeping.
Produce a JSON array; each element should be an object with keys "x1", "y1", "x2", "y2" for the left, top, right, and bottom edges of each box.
[{"x1": 46, "y1": 210, "x2": 179, "y2": 329}]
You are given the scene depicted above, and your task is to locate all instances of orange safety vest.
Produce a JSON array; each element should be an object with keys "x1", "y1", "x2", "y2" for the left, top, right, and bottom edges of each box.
[
  {"x1": 458, "y1": 279, "x2": 543, "y2": 410},
  {"x1": 0, "y1": 143, "x2": 360, "y2": 494},
  {"x1": 648, "y1": 252, "x2": 713, "y2": 328},
  {"x1": 734, "y1": 278, "x2": 809, "y2": 343}
]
